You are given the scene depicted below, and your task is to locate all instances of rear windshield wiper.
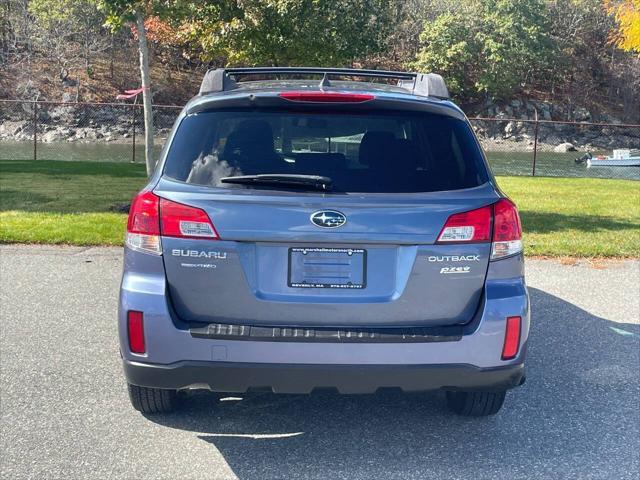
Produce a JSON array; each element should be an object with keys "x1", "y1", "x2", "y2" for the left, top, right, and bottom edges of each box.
[{"x1": 220, "y1": 174, "x2": 333, "y2": 191}]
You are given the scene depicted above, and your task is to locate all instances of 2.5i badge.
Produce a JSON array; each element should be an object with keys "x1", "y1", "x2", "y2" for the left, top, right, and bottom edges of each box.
[{"x1": 440, "y1": 266, "x2": 471, "y2": 274}]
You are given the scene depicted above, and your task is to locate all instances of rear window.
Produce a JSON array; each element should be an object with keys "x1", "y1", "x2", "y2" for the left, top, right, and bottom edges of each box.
[{"x1": 163, "y1": 109, "x2": 488, "y2": 193}]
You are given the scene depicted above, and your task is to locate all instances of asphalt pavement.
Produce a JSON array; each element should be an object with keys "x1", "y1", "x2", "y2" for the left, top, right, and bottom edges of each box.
[{"x1": 1, "y1": 246, "x2": 638, "y2": 480}]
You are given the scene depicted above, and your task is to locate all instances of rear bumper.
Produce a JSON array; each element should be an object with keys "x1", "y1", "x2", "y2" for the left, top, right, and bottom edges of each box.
[
  {"x1": 123, "y1": 359, "x2": 525, "y2": 394},
  {"x1": 119, "y1": 248, "x2": 530, "y2": 390}
]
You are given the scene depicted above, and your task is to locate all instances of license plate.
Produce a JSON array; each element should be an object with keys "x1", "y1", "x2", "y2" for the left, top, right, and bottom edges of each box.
[{"x1": 288, "y1": 247, "x2": 367, "y2": 289}]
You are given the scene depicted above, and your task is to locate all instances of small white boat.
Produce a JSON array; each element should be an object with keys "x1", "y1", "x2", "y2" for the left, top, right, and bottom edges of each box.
[{"x1": 587, "y1": 149, "x2": 640, "y2": 168}]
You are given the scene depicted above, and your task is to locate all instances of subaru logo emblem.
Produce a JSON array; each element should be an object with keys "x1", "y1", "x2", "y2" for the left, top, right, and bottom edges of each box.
[{"x1": 310, "y1": 210, "x2": 347, "y2": 228}]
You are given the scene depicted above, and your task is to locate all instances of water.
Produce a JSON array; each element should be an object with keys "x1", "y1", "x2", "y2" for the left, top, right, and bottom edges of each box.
[
  {"x1": 486, "y1": 150, "x2": 640, "y2": 180},
  {"x1": 0, "y1": 141, "x2": 638, "y2": 180}
]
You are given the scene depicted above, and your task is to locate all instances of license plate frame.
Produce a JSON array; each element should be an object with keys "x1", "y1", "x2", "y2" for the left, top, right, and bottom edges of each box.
[{"x1": 288, "y1": 247, "x2": 367, "y2": 289}]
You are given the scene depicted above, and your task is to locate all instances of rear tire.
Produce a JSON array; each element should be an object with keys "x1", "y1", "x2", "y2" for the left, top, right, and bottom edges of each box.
[
  {"x1": 445, "y1": 390, "x2": 506, "y2": 416},
  {"x1": 127, "y1": 383, "x2": 177, "y2": 414}
]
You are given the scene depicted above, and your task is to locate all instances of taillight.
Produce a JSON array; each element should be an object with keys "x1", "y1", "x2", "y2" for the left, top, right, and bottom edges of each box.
[
  {"x1": 436, "y1": 206, "x2": 492, "y2": 243},
  {"x1": 126, "y1": 191, "x2": 161, "y2": 255},
  {"x1": 127, "y1": 310, "x2": 145, "y2": 354},
  {"x1": 126, "y1": 191, "x2": 219, "y2": 255},
  {"x1": 279, "y1": 92, "x2": 375, "y2": 103},
  {"x1": 501, "y1": 316, "x2": 521, "y2": 360},
  {"x1": 160, "y1": 198, "x2": 218, "y2": 239},
  {"x1": 436, "y1": 199, "x2": 522, "y2": 259},
  {"x1": 491, "y1": 199, "x2": 523, "y2": 260}
]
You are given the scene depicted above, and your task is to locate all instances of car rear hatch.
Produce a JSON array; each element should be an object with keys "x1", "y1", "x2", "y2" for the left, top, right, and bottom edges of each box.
[{"x1": 156, "y1": 100, "x2": 499, "y2": 327}]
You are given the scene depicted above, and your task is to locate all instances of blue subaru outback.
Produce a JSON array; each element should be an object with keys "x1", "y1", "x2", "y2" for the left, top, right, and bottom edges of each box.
[{"x1": 120, "y1": 67, "x2": 529, "y2": 416}]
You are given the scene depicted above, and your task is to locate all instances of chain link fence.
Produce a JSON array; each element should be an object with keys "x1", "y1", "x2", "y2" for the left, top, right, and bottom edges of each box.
[
  {"x1": 0, "y1": 100, "x2": 181, "y2": 164},
  {"x1": 470, "y1": 117, "x2": 640, "y2": 180},
  {"x1": 1, "y1": 100, "x2": 639, "y2": 180}
]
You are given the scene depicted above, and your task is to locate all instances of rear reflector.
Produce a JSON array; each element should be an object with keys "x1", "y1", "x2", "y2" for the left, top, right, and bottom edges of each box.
[
  {"x1": 436, "y1": 206, "x2": 491, "y2": 243},
  {"x1": 160, "y1": 198, "x2": 219, "y2": 239},
  {"x1": 501, "y1": 316, "x2": 521, "y2": 360},
  {"x1": 491, "y1": 199, "x2": 523, "y2": 260},
  {"x1": 279, "y1": 92, "x2": 375, "y2": 103},
  {"x1": 127, "y1": 311, "x2": 145, "y2": 354}
]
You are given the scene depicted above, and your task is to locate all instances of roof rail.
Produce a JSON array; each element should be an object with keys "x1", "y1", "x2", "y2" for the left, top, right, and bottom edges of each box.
[{"x1": 199, "y1": 67, "x2": 449, "y2": 99}]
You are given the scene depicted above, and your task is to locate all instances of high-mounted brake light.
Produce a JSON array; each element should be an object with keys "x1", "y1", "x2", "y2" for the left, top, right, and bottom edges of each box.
[
  {"x1": 127, "y1": 310, "x2": 146, "y2": 354},
  {"x1": 279, "y1": 92, "x2": 375, "y2": 103},
  {"x1": 126, "y1": 191, "x2": 219, "y2": 255},
  {"x1": 491, "y1": 199, "x2": 523, "y2": 260},
  {"x1": 160, "y1": 198, "x2": 218, "y2": 239},
  {"x1": 501, "y1": 316, "x2": 521, "y2": 360},
  {"x1": 436, "y1": 206, "x2": 491, "y2": 243}
]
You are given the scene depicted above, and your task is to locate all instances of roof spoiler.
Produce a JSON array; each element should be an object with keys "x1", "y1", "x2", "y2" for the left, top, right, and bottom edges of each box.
[{"x1": 199, "y1": 67, "x2": 450, "y2": 100}]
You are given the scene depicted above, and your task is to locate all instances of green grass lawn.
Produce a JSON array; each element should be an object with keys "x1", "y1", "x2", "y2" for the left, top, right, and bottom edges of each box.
[
  {"x1": 1, "y1": 159, "x2": 639, "y2": 256},
  {"x1": 0, "y1": 160, "x2": 146, "y2": 246},
  {"x1": 497, "y1": 176, "x2": 639, "y2": 256}
]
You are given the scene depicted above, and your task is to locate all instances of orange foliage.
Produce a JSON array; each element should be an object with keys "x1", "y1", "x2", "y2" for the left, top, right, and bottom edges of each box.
[
  {"x1": 605, "y1": 0, "x2": 640, "y2": 53},
  {"x1": 130, "y1": 16, "x2": 187, "y2": 46}
]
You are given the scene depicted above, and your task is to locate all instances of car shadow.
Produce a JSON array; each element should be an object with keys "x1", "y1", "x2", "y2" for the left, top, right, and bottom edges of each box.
[
  {"x1": 520, "y1": 210, "x2": 637, "y2": 234},
  {"x1": 146, "y1": 288, "x2": 640, "y2": 479}
]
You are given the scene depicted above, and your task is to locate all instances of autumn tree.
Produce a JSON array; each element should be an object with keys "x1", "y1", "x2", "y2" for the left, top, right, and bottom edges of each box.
[
  {"x1": 28, "y1": 0, "x2": 110, "y2": 89},
  {"x1": 606, "y1": 0, "x2": 640, "y2": 53},
  {"x1": 97, "y1": 0, "x2": 212, "y2": 176}
]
